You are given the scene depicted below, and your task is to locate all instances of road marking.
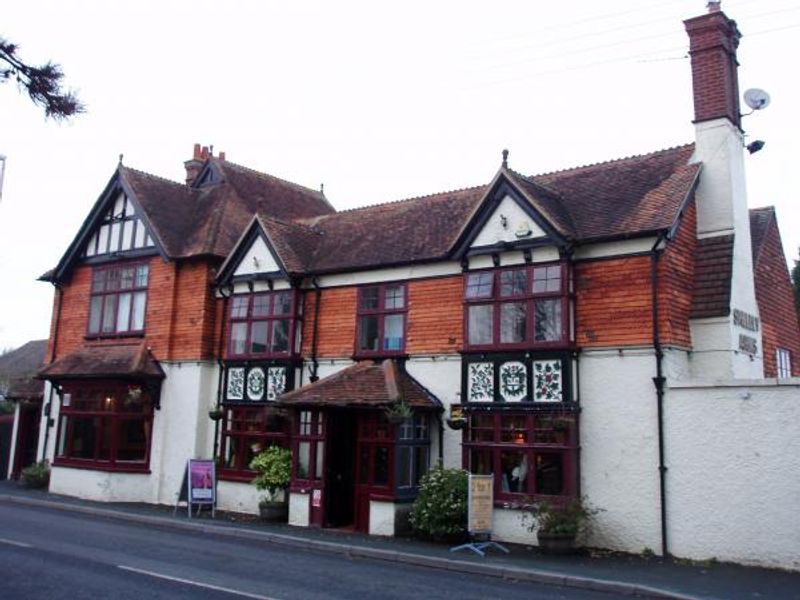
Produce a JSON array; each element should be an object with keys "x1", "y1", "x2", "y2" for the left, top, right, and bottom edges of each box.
[
  {"x1": 0, "y1": 537, "x2": 33, "y2": 548},
  {"x1": 117, "y1": 565, "x2": 282, "y2": 600}
]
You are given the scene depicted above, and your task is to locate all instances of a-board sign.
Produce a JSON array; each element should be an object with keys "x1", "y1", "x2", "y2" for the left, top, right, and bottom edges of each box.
[
  {"x1": 467, "y1": 474, "x2": 494, "y2": 534},
  {"x1": 189, "y1": 459, "x2": 216, "y2": 504}
]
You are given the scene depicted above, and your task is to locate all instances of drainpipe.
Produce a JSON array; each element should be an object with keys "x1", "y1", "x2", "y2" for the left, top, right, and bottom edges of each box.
[
  {"x1": 651, "y1": 233, "x2": 668, "y2": 557},
  {"x1": 310, "y1": 278, "x2": 321, "y2": 382},
  {"x1": 40, "y1": 282, "x2": 63, "y2": 463},
  {"x1": 212, "y1": 285, "x2": 232, "y2": 465}
]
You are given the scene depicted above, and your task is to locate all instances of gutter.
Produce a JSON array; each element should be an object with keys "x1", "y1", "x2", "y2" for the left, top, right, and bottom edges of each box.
[
  {"x1": 310, "y1": 278, "x2": 321, "y2": 382},
  {"x1": 650, "y1": 232, "x2": 668, "y2": 557}
]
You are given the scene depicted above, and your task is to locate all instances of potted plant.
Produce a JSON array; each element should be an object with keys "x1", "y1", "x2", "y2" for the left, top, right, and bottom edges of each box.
[
  {"x1": 249, "y1": 446, "x2": 292, "y2": 522},
  {"x1": 385, "y1": 399, "x2": 413, "y2": 424},
  {"x1": 20, "y1": 460, "x2": 50, "y2": 489},
  {"x1": 523, "y1": 497, "x2": 600, "y2": 555},
  {"x1": 208, "y1": 407, "x2": 224, "y2": 421}
]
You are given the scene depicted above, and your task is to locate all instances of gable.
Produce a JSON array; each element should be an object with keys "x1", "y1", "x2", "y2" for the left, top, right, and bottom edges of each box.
[
  {"x1": 82, "y1": 190, "x2": 155, "y2": 258},
  {"x1": 470, "y1": 195, "x2": 548, "y2": 248},
  {"x1": 233, "y1": 234, "x2": 282, "y2": 277}
]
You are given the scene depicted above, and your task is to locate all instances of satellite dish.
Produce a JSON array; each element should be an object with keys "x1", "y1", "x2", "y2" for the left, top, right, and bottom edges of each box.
[{"x1": 744, "y1": 88, "x2": 771, "y2": 111}]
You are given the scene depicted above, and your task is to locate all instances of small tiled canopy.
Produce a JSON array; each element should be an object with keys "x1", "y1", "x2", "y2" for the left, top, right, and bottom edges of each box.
[
  {"x1": 38, "y1": 342, "x2": 165, "y2": 382},
  {"x1": 279, "y1": 360, "x2": 441, "y2": 410}
]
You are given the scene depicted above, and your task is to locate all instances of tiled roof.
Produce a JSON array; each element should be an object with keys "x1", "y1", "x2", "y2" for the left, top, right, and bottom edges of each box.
[
  {"x1": 690, "y1": 234, "x2": 734, "y2": 319},
  {"x1": 749, "y1": 206, "x2": 775, "y2": 265},
  {"x1": 532, "y1": 144, "x2": 700, "y2": 241},
  {"x1": 5, "y1": 377, "x2": 44, "y2": 401},
  {"x1": 68, "y1": 144, "x2": 700, "y2": 278},
  {"x1": 38, "y1": 342, "x2": 165, "y2": 381},
  {"x1": 0, "y1": 340, "x2": 47, "y2": 378},
  {"x1": 279, "y1": 360, "x2": 441, "y2": 409}
]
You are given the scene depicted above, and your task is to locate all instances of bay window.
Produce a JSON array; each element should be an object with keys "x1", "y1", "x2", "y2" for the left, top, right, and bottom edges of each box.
[
  {"x1": 55, "y1": 382, "x2": 154, "y2": 471},
  {"x1": 464, "y1": 263, "x2": 568, "y2": 349},
  {"x1": 356, "y1": 283, "x2": 407, "y2": 356},
  {"x1": 463, "y1": 411, "x2": 578, "y2": 501},
  {"x1": 228, "y1": 291, "x2": 298, "y2": 358},
  {"x1": 220, "y1": 406, "x2": 288, "y2": 480},
  {"x1": 87, "y1": 263, "x2": 149, "y2": 336}
]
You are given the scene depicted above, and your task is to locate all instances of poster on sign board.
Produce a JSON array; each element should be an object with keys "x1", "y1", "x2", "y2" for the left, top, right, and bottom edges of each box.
[
  {"x1": 467, "y1": 474, "x2": 494, "y2": 534},
  {"x1": 189, "y1": 459, "x2": 216, "y2": 504}
]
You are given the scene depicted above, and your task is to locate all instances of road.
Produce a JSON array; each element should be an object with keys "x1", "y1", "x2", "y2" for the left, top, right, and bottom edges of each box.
[{"x1": 0, "y1": 503, "x2": 618, "y2": 600}]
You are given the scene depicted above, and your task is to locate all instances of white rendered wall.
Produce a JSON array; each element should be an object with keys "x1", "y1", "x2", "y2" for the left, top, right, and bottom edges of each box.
[
  {"x1": 49, "y1": 467, "x2": 152, "y2": 502},
  {"x1": 233, "y1": 236, "x2": 280, "y2": 277},
  {"x1": 471, "y1": 195, "x2": 547, "y2": 248},
  {"x1": 579, "y1": 349, "x2": 663, "y2": 553},
  {"x1": 691, "y1": 118, "x2": 763, "y2": 379},
  {"x1": 368, "y1": 500, "x2": 396, "y2": 536},
  {"x1": 289, "y1": 491, "x2": 310, "y2": 526},
  {"x1": 216, "y1": 480, "x2": 261, "y2": 515},
  {"x1": 6, "y1": 403, "x2": 21, "y2": 478},
  {"x1": 665, "y1": 381, "x2": 800, "y2": 570},
  {"x1": 493, "y1": 507, "x2": 535, "y2": 545},
  {"x1": 152, "y1": 361, "x2": 219, "y2": 505},
  {"x1": 405, "y1": 357, "x2": 461, "y2": 469}
]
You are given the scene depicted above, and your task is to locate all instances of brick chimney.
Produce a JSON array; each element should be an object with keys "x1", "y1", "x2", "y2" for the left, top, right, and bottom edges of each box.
[
  {"x1": 184, "y1": 144, "x2": 226, "y2": 186},
  {"x1": 684, "y1": 2, "x2": 742, "y2": 128}
]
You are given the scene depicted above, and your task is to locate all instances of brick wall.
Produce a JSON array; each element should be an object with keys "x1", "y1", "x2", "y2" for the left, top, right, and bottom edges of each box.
[
  {"x1": 46, "y1": 256, "x2": 219, "y2": 364},
  {"x1": 753, "y1": 218, "x2": 800, "y2": 377},
  {"x1": 658, "y1": 201, "x2": 697, "y2": 349},
  {"x1": 575, "y1": 256, "x2": 653, "y2": 347}
]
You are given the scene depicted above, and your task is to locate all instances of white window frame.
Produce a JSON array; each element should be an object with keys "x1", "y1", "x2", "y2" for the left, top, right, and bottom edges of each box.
[{"x1": 776, "y1": 348, "x2": 792, "y2": 379}]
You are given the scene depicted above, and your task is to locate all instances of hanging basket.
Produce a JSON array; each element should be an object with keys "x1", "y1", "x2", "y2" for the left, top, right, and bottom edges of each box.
[
  {"x1": 208, "y1": 408, "x2": 224, "y2": 421},
  {"x1": 446, "y1": 417, "x2": 466, "y2": 430}
]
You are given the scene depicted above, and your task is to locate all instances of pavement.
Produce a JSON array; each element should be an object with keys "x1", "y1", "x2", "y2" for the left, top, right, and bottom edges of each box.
[{"x1": 1, "y1": 481, "x2": 798, "y2": 600}]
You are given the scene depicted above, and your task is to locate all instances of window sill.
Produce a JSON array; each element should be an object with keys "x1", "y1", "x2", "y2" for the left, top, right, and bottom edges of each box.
[
  {"x1": 352, "y1": 352, "x2": 408, "y2": 361},
  {"x1": 52, "y1": 459, "x2": 150, "y2": 474},
  {"x1": 84, "y1": 332, "x2": 146, "y2": 341},
  {"x1": 218, "y1": 470, "x2": 255, "y2": 483}
]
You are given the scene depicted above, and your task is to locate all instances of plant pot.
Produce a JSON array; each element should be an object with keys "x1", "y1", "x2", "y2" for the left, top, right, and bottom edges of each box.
[
  {"x1": 259, "y1": 501, "x2": 289, "y2": 522},
  {"x1": 446, "y1": 417, "x2": 466, "y2": 430},
  {"x1": 386, "y1": 412, "x2": 408, "y2": 425},
  {"x1": 536, "y1": 531, "x2": 577, "y2": 555},
  {"x1": 208, "y1": 409, "x2": 224, "y2": 421}
]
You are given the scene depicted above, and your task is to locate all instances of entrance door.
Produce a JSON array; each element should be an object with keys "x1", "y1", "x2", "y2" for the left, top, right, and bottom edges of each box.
[
  {"x1": 354, "y1": 413, "x2": 394, "y2": 533},
  {"x1": 12, "y1": 403, "x2": 42, "y2": 479},
  {"x1": 324, "y1": 411, "x2": 356, "y2": 527}
]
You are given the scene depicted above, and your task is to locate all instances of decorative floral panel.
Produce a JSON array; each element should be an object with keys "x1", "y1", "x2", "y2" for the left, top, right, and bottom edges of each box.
[
  {"x1": 533, "y1": 360, "x2": 562, "y2": 402},
  {"x1": 468, "y1": 362, "x2": 494, "y2": 402},
  {"x1": 266, "y1": 367, "x2": 287, "y2": 401},
  {"x1": 246, "y1": 367, "x2": 266, "y2": 401},
  {"x1": 499, "y1": 361, "x2": 527, "y2": 402},
  {"x1": 226, "y1": 368, "x2": 245, "y2": 401}
]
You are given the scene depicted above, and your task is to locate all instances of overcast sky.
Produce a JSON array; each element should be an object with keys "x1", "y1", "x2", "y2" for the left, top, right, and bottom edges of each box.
[{"x1": 1, "y1": 0, "x2": 798, "y2": 351}]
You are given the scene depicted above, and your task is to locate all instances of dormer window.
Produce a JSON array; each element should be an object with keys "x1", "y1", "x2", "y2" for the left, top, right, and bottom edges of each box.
[
  {"x1": 464, "y1": 263, "x2": 567, "y2": 350},
  {"x1": 228, "y1": 290, "x2": 298, "y2": 358},
  {"x1": 87, "y1": 263, "x2": 149, "y2": 336}
]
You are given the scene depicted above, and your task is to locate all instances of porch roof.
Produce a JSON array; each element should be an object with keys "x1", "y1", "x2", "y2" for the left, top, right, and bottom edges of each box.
[
  {"x1": 38, "y1": 342, "x2": 165, "y2": 382},
  {"x1": 278, "y1": 360, "x2": 441, "y2": 410}
]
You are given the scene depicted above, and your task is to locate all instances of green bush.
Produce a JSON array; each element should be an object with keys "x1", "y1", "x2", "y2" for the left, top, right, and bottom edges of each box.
[
  {"x1": 21, "y1": 460, "x2": 50, "y2": 489},
  {"x1": 249, "y1": 446, "x2": 291, "y2": 503},
  {"x1": 409, "y1": 465, "x2": 468, "y2": 540}
]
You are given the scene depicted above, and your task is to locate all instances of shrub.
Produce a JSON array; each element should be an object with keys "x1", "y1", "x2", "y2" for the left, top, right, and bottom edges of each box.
[
  {"x1": 409, "y1": 465, "x2": 468, "y2": 540},
  {"x1": 523, "y1": 496, "x2": 600, "y2": 538},
  {"x1": 21, "y1": 460, "x2": 50, "y2": 489},
  {"x1": 249, "y1": 446, "x2": 291, "y2": 503}
]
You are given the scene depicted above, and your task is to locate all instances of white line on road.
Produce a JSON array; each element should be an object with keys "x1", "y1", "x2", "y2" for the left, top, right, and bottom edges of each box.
[
  {"x1": 0, "y1": 537, "x2": 33, "y2": 548},
  {"x1": 117, "y1": 565, "x2": 283, "y2": 600}
]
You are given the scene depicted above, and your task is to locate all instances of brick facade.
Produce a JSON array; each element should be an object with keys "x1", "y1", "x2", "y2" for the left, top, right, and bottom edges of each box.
[{"x1": 753, "y1": 218, "x2": 800, "y2": 377}]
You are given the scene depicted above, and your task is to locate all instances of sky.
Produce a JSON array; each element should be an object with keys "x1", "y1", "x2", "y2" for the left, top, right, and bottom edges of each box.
[{"x1": 1, "y1": 0, "x2": 798, "y2": 351}]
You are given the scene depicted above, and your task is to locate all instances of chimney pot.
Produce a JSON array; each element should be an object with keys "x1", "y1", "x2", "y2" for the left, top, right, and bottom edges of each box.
[
  {"x1": 218, "y1": 151, "x2": 226, "y2": 161},
  {"x1": 192, "y1": 143, "x2": 202, "y2": 160}
]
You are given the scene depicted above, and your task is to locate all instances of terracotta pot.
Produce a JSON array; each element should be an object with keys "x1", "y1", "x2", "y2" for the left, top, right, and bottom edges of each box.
[
  {"x1": 259, "y1": 501, "x2": 289, "y2": 522},
  {"x1": 536, "y1": 531, "x2": 577, "y2": 555}
]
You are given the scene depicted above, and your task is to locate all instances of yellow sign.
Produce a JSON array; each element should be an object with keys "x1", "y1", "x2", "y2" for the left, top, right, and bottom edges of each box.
[{"x1": 468, "y1": 474, "x2": 494, "y2": 534}]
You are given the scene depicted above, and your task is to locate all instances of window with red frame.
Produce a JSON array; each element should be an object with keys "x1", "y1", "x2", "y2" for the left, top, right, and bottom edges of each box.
[
  {"x1": 294, "y1": 410, "x2": 324, "y2": 482},
  {"x1": 55, "y1": 383, "x2": 153, "y2": 471},
  {"x1": 88, "y1": 263, "x2": 149, "y2": 336},
  {"x1": 228, "y1": 291, "x2": 296, "y2": 357},
  {"x1": 463, "y1": 412, "x2": 577, "y2": 501},
  {"x1": 464, "y1": 264, "x2": 567, "y2": 349},
  {"x1": 219, "y1": 406, "x2": 288, "y2": 479},
  {"x1": 356, "y1": 284, "x2": 406, "y2": 355}
]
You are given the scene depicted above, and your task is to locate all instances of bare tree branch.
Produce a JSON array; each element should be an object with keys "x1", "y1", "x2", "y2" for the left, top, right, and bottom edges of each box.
[{"x1": 0, "y1": 36, "x2": 85, "y2": 120}]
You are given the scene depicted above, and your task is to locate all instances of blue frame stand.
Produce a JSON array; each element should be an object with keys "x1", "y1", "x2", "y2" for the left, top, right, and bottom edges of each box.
[{"x1": 451, "y1": 534, "x2": 509, "y2": 557}]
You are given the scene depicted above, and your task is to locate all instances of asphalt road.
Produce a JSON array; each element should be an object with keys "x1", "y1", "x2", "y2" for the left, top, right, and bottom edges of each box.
[{"x1": 0, "y1": 503, "x2": 619, "y2": 600}]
